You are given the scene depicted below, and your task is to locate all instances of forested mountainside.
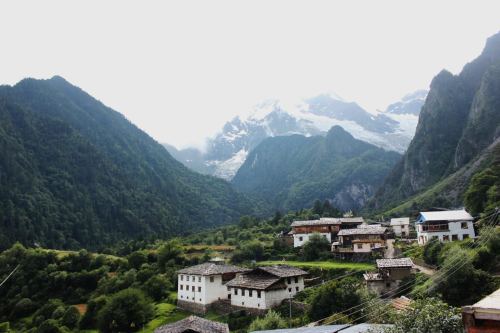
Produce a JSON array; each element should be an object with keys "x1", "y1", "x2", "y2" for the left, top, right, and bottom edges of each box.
[
  {"x1": 0, "y1": 77, "x2": 260, "y2": 250},
  {"x1": 369, "y1": 32, "x2": 500, "y2": 212},
  {"x1": 231, "y1": 126, "x2": 401, "y2": 211},
  {"x1": 165, "y1": 91, "x2": 425, "y2": 180}
]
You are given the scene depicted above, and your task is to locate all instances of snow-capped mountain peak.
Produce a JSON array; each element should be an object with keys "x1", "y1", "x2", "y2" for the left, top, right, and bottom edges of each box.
[{"x1": 164, "y1": 90, "x2": 427, "y2": 180}]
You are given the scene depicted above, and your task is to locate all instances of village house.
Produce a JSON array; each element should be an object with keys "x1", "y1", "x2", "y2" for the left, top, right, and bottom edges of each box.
[
  {"x1": 390, "y1": 217, "x2": 410, "y2": 237},
  {"x1": 177, "y1": 262, "x2": 249, "y2": 314},
  {"x1": 462, "y1": 288, "x2": 500, "y2": 333},
  {"x1": 331, "y1": 226, "x2": 388, "y2": 256},
  {"x1": 291, "y1": 217, "x2": 364, "y2": 247},
  {"x1": 416, "y1": 209, "x2": 475, "y2": 245},
  {"x1": 364, "y1": 258, "x2": 414, "y2": 297},
  {"x1": 226, "y1": 265, "x2": 308, "y2": 311},
  {"x1": 154, "y1": 316, "x2": 229, "y2": 333}
]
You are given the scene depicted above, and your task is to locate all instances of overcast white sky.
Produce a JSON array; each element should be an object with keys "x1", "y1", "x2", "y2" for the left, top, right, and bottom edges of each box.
[{"x1": 1, "y1": 1, "x2": 499, "y2": 149}]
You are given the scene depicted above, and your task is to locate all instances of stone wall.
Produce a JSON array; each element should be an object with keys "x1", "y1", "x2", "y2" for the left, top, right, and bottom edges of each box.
[{"x1": 177, "y1": 300, "x2": 208, "y2": 315}]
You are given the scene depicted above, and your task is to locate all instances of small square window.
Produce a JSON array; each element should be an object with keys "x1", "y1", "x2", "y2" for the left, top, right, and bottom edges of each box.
[
  {"x1": 249, "y1": 290, "x2": 253, "y2": 297},
  {"x1": 199, "y1": 298, "x2": 202, "y2": 301},
  {"x1": 357, "y1": 244, "x2": 363, "y2": 249},
  {"x1": 299, "y1": 236, "x2": 303, "y2": 241},
  {"x1": 242, "y1": 302, "x2": 244, "y2": 306},
  {"x1": 181, "y1": 295, "x2": 183, "y2": 299},
  {"x1": 242, "y1": 289, "x2": 245, "y2": 296},
  {"x1": 294, "y1": 277, "x2": 298, "y2": 283},
  {"x1": 192, "y1": 286, "x2": 195, "y2": 292},
  {"x1": 296, "y1": 287, "x2": 299, "y2": 292},
  {"x1": 180, "y1": 285, "x2": 183, "y2": 290},
  {"x1": 287, "y1": 278, "x2": 291, "y2": 284},
  {"x1": 386, "y1": 282, "x2": 391, "y2": 287},
  {"x1": 234, "y1": 289, "x2": 238, "y2": 295},
  {"x1": 461, "y1": 222, "x2": 468, "y2": 229},
  {"x1": 186, "y1": 276, "x2": 190, "y2": 282},
  {"x1": 288, "y1": 288, "x2": 292, "y2": 292},
  {"x1": 198, "y1": 276, "x2": 201, "y2": 282},
  {"x1": 210, "y1": 276, "x2": 214, "y2": 282},
  {"x1": 463, "y1": 234, "x2": 469, "y2": 239},
  {"x1": 257, "y1": 291, "x2": 261, "y2": 298},
  {"x1": 180, "y1": 275, "x2": 184, "y2": 281},
  {"x1": 198, "y1": 286, "x2": 201, "y2": 292}
]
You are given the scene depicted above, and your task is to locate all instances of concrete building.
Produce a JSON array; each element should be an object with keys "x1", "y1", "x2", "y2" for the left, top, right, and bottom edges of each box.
[
  {"x1": 332, "y1": 226, "x2": 388, "y2": 255},
  {"x1": 291, "y1": 217, "x2": 364, "y2": 247},
  {"x1": 177, "y1": 262, "x2": 249, "y2": 313},
  {"x1": 462, "y1": 288, "x2": 500, "y2": 333},
  {"x1": 364, "y1": 258, "x2": 414, "y2": 297},
  {"x1": 390, "y1": 217, "x2": 410, "y2": 237},
  {"x1": 154, "y1": 316, "x2": 229, "y2": 333},
  {"x1": 226, "y1": 265, "x2": 308, "y2": 311},
  {"x1": 416, "y1": 210, "x2": 475, "y2": 245}
]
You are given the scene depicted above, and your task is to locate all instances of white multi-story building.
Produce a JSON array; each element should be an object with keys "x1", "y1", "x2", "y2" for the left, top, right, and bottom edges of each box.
[
  {"x1": 291, "y1": 217, "x2": 364, "y2": 247},
  {"x1": 225, "y1": 265, "x2": 307, "y2": 310},
  {"x1": 416, "y1": 210, "x2": 475, "y2": 245},
  {"x1": 390, "y1": 218, "x2": 410, "y2": 237},
  {"x1": 177, "y1": 262, "x2": 249, "y2": 313}
]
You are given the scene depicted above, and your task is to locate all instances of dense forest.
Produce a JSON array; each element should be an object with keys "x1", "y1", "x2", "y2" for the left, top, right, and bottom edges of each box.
[
  {"x1": 0, "y1": 77, "x2": 264, "y2": 251},
  {"x1": 232, "y1": 126, "x2": 400, "y2": 211}
]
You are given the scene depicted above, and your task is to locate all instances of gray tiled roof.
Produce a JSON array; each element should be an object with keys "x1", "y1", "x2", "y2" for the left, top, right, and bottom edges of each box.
[
  {"x1": 177, "y1": 263, "x2": 249, "y2": 276},
  {"x1": 338, "y1": 227, "x2": 387, "y2": 236},
  {"x1": 154, "y1": 316, "x2": 229, "y2": 333},
  {"x1": 250, "y1": 325, "x2": 349, "y2": 333},
  {"x1": 291, "y1": 217, "x2": 364, "y2": 227},
  {"x1": 258, "y1": 265, "x2": 308, "y2": 278},
  {"x1": 225, "y1": 272, "x2": 283, "y2": 290},
  {"x1": 376, "y1": 258, "x2": 413, "y2": 268}
]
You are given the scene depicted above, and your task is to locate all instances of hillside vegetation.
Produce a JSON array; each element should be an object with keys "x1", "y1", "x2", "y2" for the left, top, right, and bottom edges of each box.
[{"x1": 0, "y1": 77, "x2": 262, "y2": 250}]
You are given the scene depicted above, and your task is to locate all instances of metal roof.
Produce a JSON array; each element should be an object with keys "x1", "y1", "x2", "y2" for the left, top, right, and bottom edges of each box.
[
  {"x1": 250, "y1": 324, "x2": 394, "y2": 333},
  {"x1": 177, "y1": 263, "x2": 249, "y2": 276},
  {"x1": 417, "y1": 210, "x2": 473, "y2": 223}
]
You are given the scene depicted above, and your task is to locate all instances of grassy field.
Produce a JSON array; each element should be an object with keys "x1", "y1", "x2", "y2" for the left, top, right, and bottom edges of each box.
[
  {"x1": 139, "y1": 303, "x2": 190, "y2": 333},
  {"x1": 257, "y1": 260, "x2": 374, "y2": 271}
]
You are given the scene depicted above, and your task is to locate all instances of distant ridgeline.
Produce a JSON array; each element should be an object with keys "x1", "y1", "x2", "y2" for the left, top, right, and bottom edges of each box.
[
  {"x1": 0, "y1": 77, "x2": 262, "y2": 250},
  {"x1": 368, "y1": 32, "x2": 500, "y2": 216},
  {"x1": 231, "y1": 126, "x2": 401, "y2": 212}
]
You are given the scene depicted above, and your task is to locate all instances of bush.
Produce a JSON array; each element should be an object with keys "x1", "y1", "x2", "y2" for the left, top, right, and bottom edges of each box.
[
  {"x1": 248, "y1": 310, "x2": 288, "y2": 332},
  {"x1": 0, "y1": 322, "x2": 9, "y2": 333},
  {"x1": 10, "y1": 298, "x2": 35, "y2": 319},
  {"x1": 97, "y1": 289, "x2": 154, "y2": 333},
  {"x1": 61, "y1": 306, "x2": 80, "y2": 329},
  {"x1": 36, "y1": 319, "x2": 64, "y2": 333},
  {"x1": 79, "y1": 295, "x2": 109, "y2": 329}
]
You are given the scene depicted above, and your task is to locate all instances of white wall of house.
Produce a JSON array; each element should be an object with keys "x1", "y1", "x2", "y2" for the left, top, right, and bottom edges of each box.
[
  {"x1": 178, "y1": 274, "x2": 230, "y2": 305},
  {"x1": 353, "y1": 242, "x2": 384, "y2": 253},
  {"x1": 417, "y1": 221, "x2": 475, "y2": 245},
  {"x1": 293, "y1": 233, "x2": 330, "y2": 247},
  {"x1": 392, "y1": 225, "x2": 410, "y2": 237},
  {"x1": 228, "y1": 276, "x2": 305, "y2": 310}
]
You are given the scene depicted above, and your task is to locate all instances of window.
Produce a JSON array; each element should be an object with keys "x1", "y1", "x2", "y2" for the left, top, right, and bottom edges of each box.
[
  {"x1": 287, "y1": 278, "x2": 291, "y2": 284},
  {"x1": 296, "y1": 287, "x2": 299, "y2": 292},
  {"x1": 227, "y1": 286, "x2": 231, "y2": 291},
  {"x1": 242, "y1": 289, "x2": 245, "y2": 296},
  {"x1": 198, "y1": 286, "x2": 201, "y2": 292},
  {"x1": 461, "y1": 222, "x2": 469, "y2": 229},
  {"x1": 288, "y1": 288, "x2": 292, "y2": 292},
  {"x1": 357, "y1": 244, "x2": 363, "y2": 249},
  {"x1": 257, "y1": 291, "x2": 261, "y2": 298},
  {"x1": 443, "y1": 235, "x2": 449, "y2": 242},
  {"x1": 192, "y1": 286, "x2": 195, "y2": 292},
  {"x1": 198, "y1": 276, "x2": 201, "y2": 282},
  {"x1": 180, "y1": 285, "x2": 183, "y2": 290},
  {"x1": 452, "y1": 234, "x2": 458, "y2": 241},
  {"x1": 186, "y1": 285, "x2": 189, "y2": 290},
  {"x1": 210, "y1": 276, "x2": 214, "y2": 282},
  {"x1": 234, "y1": 289, "x2": 238, "y2": 295},
  {"x1": 180, "y1": 275, "x2": 184, "y2": 281},
  {"x1": 370, "y1": 243, "x2": 375, "y2": 249},
  {"x1": 249, "y1": 290, "x2": 253, "y2": 297},
  {"x1": 463, "y1": 234, "x2": 469, "y2": 239},
  {"x1": 186, "y1": 276, "x2": 190, "y2": 282},
  {"x1": 199, "y1": 298, "x2": 202, "y2": 301},
  {"x1": 242, "y1": 302, "x2": 244, "y2": 306},
  {"x1": 181, "y1": 295, "x2": 183, "y2": 299},
  {"x1": 192, "y1": 276, "x2": 195, "y2": 281},
  {"x1": 258, "y1": 304, "x2": 260, "y2": 308},
  {"x1": 386, "y1": 282, "x2": 391, "y2": 287},
  {"x1": 192, "y1": 297, "x2": 194, "y2": 300},
  {"x1": 294, "y1": 277, "x2": 298, "y2": 283},
  {"x1": 299, "y1": 236, "x2": 303, "y2": 241}
]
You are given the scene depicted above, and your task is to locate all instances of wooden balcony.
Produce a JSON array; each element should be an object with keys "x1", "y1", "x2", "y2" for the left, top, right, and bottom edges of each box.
[{"x1": 421, "y1": 224, "x2": 449, "y2": 232}]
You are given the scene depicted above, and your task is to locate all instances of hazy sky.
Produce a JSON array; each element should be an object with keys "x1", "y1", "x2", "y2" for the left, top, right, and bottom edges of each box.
[{"x1": 1, "y1": 1, "x2": 499, "y2": 149}]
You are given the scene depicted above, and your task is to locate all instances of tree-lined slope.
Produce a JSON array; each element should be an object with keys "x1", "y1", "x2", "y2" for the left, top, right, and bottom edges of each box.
[
  {"x1": 0, "y1": 76, "x2": 258, "y2": 250},
  {"x1": 231, "y1": 126, "x2": 401, "y2": 211}
]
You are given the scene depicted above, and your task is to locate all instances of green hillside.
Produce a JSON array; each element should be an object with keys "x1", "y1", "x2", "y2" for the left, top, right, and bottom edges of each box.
[{"x1": 0, "y1": 77, "x2": 261, "y2": 250}]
